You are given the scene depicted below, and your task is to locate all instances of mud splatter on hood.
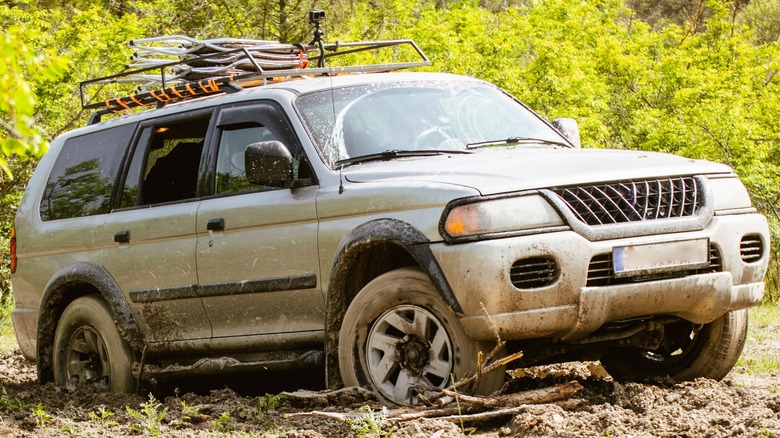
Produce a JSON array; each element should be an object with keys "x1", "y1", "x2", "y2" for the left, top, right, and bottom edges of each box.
[{"x1": 343, "y1": 147, "x2": 732, "y2": 195}]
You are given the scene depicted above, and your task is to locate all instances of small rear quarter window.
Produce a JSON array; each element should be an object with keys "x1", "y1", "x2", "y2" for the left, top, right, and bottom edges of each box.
[{"x1": 39, "y1": 123, "x2": 135, "y2": 221}]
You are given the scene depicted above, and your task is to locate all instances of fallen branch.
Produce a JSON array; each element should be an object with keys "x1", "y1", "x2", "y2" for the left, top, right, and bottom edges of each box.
[
  {"x1": 283, "y1": 410, "x2": 362, "y2": 421},
  {"x1": 435, "y1": 405, "x2": 536, "y2": 423},
  {"x1": 479, "y1": 302, "x2": 505, "y2": 365},
  {"x1": 382, "y1": 381, "x2": 583, "y2": 422},
  {"x1": 441, "y1": 380, "x2": 583, "y2": 408},
  {"x1": 446, "y1": 350, "x2": 524, "y2": 394},
  {"x1": 383, "y1": 406, "x2": 478, "y2": 422},
  {"x1": 283, "y1": 381, "x2": 583, "y2": 424}
]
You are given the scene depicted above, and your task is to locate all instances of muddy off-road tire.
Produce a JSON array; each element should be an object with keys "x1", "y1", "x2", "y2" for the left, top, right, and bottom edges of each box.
[
  {"x1": 338, "y1": 267, "x2": 505, "y2": 405},
  {"x1": 53, "y1": 296, "x2": 134, "y2": 392},
  {"x1": 600, "y1": 309, "x2": 748, "y2": 382}
]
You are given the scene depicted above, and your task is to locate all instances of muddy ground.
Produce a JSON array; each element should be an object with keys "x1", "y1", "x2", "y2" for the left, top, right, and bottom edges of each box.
[{"x1": 0, "y1": 336, "x2": 777, "y2": 437}]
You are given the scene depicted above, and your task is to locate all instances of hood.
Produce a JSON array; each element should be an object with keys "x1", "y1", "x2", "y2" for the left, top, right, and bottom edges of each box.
[{"x1": 343, "y1": 147, "x2": 732, "y2": 195}]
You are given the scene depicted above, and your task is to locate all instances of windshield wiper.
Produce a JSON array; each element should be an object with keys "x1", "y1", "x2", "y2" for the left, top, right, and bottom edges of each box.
[
  {"x1": 335, "y1": 149, "x2": 473, "y2": 167},
  {"x1": 466, "y1": 137, "x2": 571, "y2": 149}
]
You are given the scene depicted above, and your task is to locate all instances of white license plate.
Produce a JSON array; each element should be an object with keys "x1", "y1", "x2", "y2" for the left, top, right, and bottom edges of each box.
[{"x1": 613, "y1": 238, "x2": 709, "y2": 278}]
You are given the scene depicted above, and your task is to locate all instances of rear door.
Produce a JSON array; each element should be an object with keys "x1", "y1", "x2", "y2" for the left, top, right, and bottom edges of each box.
[
  {"x1": 195, "y1": 101, "x2": 323, "y2": 338},
  {"x1": 101, "y1": 111, "x2": 213, "y2": 342}
]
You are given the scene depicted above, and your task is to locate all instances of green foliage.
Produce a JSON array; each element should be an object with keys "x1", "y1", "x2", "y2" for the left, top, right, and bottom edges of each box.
[
  {"x1": 31, "y1": 403, "x2": 52, "y2": 429},
  {"x1": 126, "y1": 394, "x2": 167, "y2": 437},
  {"x1": 345, "y1": 406, "x2": 394, "y2": 438},
  {"x1": 88, "y1": 405, "x2": 118, "y2": 426},
  {"x1": 179, "y1": 400, "x2": 199, "y2": 423},
  {"x1": 256, "y1": 392, "x2": 285, "y2": 413},
  {"x1": 242, "y1": 393, "x2": 285, "y2": 430},
  {"x1": 0, "y1": 0, "x2": 779, "y2": 303},
  {"x1": 737, "y1": 0, "x2": 780, "y2": 43},
  {"x1": 0, "y1": 22, "x2": 66, "y2": 174},
  {"x1": 0, "y1": 387, "x2": 25, "y2": 412},
  {"x1": 210, "y1": 411, "x2": 235, "y2": 433}
]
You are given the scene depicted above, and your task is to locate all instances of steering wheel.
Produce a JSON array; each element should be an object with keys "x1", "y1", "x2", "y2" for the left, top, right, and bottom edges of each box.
[{"x1": 412, "y1": 127, "x2": 454, "y2": 150}]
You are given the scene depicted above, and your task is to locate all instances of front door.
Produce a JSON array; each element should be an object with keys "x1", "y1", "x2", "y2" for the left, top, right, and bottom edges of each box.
[{"x1": 195, "y1": 102, "x2": 323, "y2": 338}]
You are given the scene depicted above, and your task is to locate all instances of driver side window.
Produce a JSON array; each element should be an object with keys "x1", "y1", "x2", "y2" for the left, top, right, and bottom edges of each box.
[{"x1": 215, "y1": 123, "x2": 276, "y2": 195}]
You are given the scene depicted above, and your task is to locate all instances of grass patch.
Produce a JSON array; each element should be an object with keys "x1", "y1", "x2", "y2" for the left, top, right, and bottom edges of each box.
[
  {"x1": 736, "y1": 303, "x2": 780, "y2": 374},
  {"x1": 749, "y1": 303, "x2": 780, "y2": 328},
  {"x1": 0, "y1": 318, "x2": 17, "y2": 354}
]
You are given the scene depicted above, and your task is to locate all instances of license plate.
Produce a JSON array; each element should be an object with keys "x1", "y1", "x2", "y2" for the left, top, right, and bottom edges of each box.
[{"x1": 613, "y1": 238, "x2": 709, "y2": 278}]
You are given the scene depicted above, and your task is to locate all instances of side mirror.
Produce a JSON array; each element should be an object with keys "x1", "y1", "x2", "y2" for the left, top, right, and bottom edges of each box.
[
  {"x1": 552, "y1": 118, "x2": 581, "y2": 148},
  {"x1": 245, "y1": 141, "x2": 293, "y2": 187}
]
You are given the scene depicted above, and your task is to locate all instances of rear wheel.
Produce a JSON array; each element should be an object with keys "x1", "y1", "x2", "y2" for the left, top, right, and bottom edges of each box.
[
  {"x1": 338, "y1": 268, "x2": 505, "y2": 405},
  {"x1": 600, "y1": 309, "x2": 748, "y2": 382},
  {"x1": 53, "y1": 296, "x2": 134, "y2": 392}
]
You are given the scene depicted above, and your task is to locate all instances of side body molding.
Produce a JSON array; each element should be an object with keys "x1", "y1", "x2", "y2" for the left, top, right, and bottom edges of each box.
[{"x1": 36, "y1": 262, "x2": 145, "y2": 383}]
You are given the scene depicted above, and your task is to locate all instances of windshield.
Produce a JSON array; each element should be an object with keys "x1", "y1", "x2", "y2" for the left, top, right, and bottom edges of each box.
[{"x1": 295, "y1": 80, "x2": 570, "y2": 167}]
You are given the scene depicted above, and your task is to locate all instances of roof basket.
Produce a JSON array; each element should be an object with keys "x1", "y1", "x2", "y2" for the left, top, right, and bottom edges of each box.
[{"x1": 81, "y1": 22, "x2": 429, "y2": 125}]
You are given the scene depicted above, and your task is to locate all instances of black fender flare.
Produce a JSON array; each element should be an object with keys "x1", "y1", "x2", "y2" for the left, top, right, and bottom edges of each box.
[
  {"x1": 324, "y1": 218, "x2": 463, "y2": 388},
  {"x1": 36, "y1": 262, "x2": 145, "y2": 383}
]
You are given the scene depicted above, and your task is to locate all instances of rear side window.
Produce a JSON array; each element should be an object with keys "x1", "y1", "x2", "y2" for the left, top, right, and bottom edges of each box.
[
  {"x1": 120, "y1": 115, "x2": 210, "y2": 207},
  {"x1": 39, "y1": 124, "x2": 134, "y2": 221}
]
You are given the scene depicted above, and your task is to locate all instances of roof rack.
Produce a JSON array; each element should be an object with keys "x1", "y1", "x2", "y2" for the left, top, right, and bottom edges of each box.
[{"x1": 81, "y1": 37, "x2": 429, "y2": 125}]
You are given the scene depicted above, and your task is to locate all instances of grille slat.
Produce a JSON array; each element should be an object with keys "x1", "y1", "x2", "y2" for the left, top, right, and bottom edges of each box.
[
  {"x1": 510, "y1": 257, "x2": 559, "y2": 289},
  {"x1": 740, "y1": 235, "x2": 764, "y2": 263},
  {"x1": 611, "y1": 183, "x2": 642, "y2": 220},
  {"x1": 555, "y1": 177, "x2": 701, "y2": 226}
]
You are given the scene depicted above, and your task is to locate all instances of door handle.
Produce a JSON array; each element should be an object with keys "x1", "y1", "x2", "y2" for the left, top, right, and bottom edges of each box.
[
  {"x1": 114, "y1": 230, "x2": 131, "y2": 243},
  {"x1": 207, "y1": 218, "x2": 225, "y2": 232}
]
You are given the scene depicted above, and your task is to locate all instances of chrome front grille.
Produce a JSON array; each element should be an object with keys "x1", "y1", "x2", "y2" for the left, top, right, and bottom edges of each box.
[{"x1": 552, "y1": 177, "x2": 701, "y2": 226}]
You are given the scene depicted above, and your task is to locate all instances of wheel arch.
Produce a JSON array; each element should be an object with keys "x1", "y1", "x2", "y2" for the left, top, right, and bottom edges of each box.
[
  {"x1": 36, "y1": 262, "x2": 144, "y2": 383},
  {"x1": 324, "y1": 218, "x2": 462, "y2": 388}
]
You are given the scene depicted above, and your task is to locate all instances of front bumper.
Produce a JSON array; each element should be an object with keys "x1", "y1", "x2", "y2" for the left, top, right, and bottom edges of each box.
[{"x1": 430, "y1": 213, "x2": 769, "y2": 342}]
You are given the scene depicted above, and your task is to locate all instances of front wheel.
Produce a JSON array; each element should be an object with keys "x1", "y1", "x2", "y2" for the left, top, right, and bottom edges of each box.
[
  {"x1": 338, "y1": 268, "x2": 505, "y2": 405},
  {"x1": 53, "y1": 296, "x2": 135, "y2": 392},
  {"x1": 600, "y1": 309, "x2": 748, "y2": 382}
]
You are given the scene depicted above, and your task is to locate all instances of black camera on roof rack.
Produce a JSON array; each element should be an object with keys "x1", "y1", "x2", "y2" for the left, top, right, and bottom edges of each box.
[{"x1": 309, "y1": 9, "x2": 325, "y2": 24}]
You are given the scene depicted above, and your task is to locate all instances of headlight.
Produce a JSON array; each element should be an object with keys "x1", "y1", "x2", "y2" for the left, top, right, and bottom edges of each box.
[
  {"x1": 708, "y1": 177, "x2": 753, "y2": 211},
  {"x1": 442, "y1": 195, "x2": 564, "y2": 239}
]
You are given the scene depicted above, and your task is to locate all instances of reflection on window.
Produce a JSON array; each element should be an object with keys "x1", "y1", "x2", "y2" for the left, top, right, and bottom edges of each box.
[
  {"x1": 295, "y1": 82, "x2": 566, "y2": 166},
  {"x1": 215, "y1": 124, "x2": 275, "y2": 195},
  {"x1": 41, "y1": 158, "x2": 112, "y2": 221},
  {"x1": 40, "y1": 124, "x2": 133, "y2": 221}
]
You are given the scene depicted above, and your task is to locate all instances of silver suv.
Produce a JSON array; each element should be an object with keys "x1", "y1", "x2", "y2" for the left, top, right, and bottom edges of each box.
[{"x1": 10, "y1": 41, "x2": 769, "y2": 405}]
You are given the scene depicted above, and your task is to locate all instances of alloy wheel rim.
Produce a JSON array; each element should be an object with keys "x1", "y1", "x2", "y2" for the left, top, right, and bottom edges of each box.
[
  {"x1": 66, "y1": 326, "x2": 110, "y2": 391},
  {"x1": 366, "y1": 304, "x2": 453, "y2": 404}
]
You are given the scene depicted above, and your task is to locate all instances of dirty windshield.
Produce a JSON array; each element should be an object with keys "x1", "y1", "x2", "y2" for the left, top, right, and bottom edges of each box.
[{"x1": 295, "y1": 80, "x2": 569, "y2": 167}]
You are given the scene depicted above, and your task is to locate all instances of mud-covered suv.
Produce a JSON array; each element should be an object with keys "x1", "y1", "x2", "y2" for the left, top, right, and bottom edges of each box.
[{"x1": 10, "y1": 39, "x2": 769, "y2": 405}]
